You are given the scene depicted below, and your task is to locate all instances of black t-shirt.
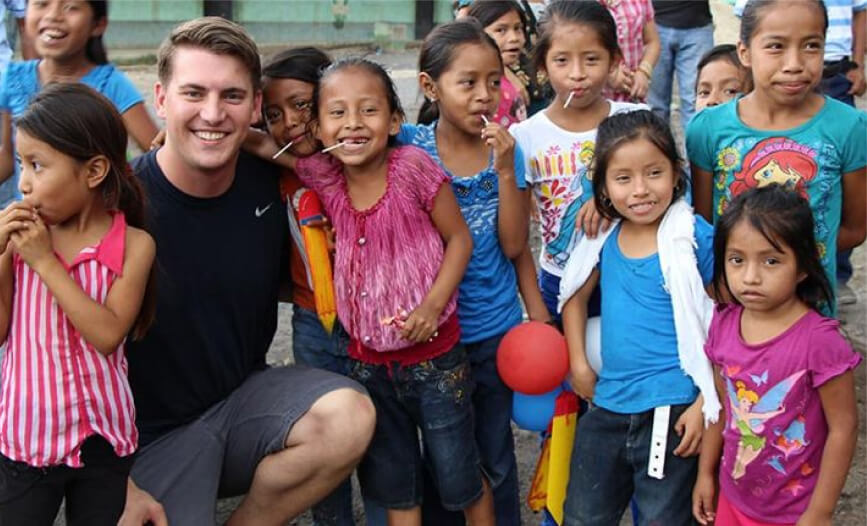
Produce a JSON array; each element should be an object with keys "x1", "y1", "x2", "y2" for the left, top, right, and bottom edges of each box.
[
  {"x1": 128, "y1": 150, "x2": 289, "y2": 446},
  {"x1": 652, "y1": 1, "x2": 712, "y2": 29}
]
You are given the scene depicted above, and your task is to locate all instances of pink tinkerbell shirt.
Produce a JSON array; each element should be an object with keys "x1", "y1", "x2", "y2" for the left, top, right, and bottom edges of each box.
[
  {"x1": 296, "y1": 145, "x2": 458, "y2": 353},
  {"x1": 704, "y1": 304, "x2": 860, "y2": 523}
]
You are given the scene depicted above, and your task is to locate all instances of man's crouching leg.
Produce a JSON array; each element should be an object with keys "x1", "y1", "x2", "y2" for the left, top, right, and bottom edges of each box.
[{"x1": 227, "y1": 387, "x2": 376, "y2": 526}]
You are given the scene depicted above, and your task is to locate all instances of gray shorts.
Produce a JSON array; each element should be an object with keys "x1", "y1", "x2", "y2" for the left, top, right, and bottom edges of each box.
[{"x1": 130, "y1": 365, "x2": 365, "y2": 525}]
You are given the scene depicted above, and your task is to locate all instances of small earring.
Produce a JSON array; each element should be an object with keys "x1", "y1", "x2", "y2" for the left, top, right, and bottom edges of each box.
[
  {"x1": 428, "y1": 95, "x2": 438, "y2": 103},
  {"x1": 602, "y1": 196, "x2": 612, "y2": 207}
]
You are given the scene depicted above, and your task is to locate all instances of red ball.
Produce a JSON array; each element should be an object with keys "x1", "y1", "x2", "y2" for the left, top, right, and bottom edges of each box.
[{"x1": 497, "y1": 321, "x2": 569, "y2": 395}]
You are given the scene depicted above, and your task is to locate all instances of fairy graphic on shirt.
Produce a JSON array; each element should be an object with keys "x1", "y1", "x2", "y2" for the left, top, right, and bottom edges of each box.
[{"x1": 725, "y1": 370, "x2": 806, "y2": 480}]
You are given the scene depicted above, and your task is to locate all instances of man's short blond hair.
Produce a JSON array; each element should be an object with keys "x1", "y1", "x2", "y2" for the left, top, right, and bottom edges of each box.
[{"x1": 157, "y1": 17, "x2": 262, "y2": 91}]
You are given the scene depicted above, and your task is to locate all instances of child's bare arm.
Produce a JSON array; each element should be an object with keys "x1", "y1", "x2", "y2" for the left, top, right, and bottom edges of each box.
[
  {"x1": 838, "y1": 168, "x2": 866, "y2": 251},
  {"x1": 514, "y1": 243, "x2": 550, "y2": 322},
  {"x1": 487, "y1": 124, "x2": 527, "y2": 258},
  {"x1": 691, "y1": 165, "x2": 714, "y2": 222},
  {"x1": 0, "y1": 249, "x2": 12, "y2": 344},
  {"x1": 244, "y1": 128, "x2": 298, "y2": 170},
  {"x1": 0, "y1": 112, "x2": 13, "y2": 186},
  {"x1": 562, "y1": 270, "x2": 599, "y2": 400},
  {"x1": 12, "y1": 221, "x2": 156, "y2": 356},
  {"x1": 798, "y1": 370, "x2": 858, "y2": 525},
  {"x1": 121, "y1": 103, "x2": 160, "y2": 153},
  {"x1": 693, "y1": 367, "x2": 726, "y2": 525},
  {"x1": 401, "y1": 184, "x2": 473, "y2": 343}
]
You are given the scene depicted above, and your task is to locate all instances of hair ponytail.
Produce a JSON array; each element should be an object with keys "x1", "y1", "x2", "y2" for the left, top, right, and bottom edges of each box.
[{"x1": 85, "y1": 1, "x2": 109, "y2": 64}]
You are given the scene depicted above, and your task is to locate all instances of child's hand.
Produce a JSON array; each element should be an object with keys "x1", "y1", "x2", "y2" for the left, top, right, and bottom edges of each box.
[
  {"x1": 630, "y1": 70, "x2": 650, "y2": 100},
  {"x1": 569, "y1": 362, "x2": 596, "y2": 401},
  {"x1": 610, "y1": 63, "x2": 634, "y2": 94},
  {"x1": 673, "y1": 395, "x2": 704, "y2": 457},
  {"x1": 691, "y1": 472, "x2": 717, "y2": 525},
  {"x1": 401, "y1": 302, "x2": 441, "y2": 343},
  {"x1": 0, "y1": 202, "x2": 36, "y2": 253},
  {"x1": 575, "y1": 199, "x2": 611, "y2": 239},
  {"x1": 150, "y1": 128, "x2": 166, "y2": 150},
  {"x1": 482, "y1": 122, "x2": 516, "y2": 176},
  {"x1": 9, "y1": 213, "x2": 54, "y2": 272}
]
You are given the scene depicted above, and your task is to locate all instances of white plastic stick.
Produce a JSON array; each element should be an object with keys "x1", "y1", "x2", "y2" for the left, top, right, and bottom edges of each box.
[
  {"x1": 563, "y1": 91, "x2": 574, "y2": 109},
  {"x1": 271, "y1": 140, "x2": 294, "y2": 159},
  {"x1": 481, "y1": 114, "x2": 489, "y2": 125},
  {"x1": 321, "y1": 141, "x2": 346, "y2": 153}
]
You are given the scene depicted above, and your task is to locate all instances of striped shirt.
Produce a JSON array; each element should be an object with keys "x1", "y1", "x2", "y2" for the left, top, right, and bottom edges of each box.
[
  {"x1": 0, "y1": 212, "x2": 137, "y2": 467},
  {"x1": 600, "y1": 0, "x2": 655, "y2": 101},
  {"x1": 734, "y1": 0, "x2": 867, "y2": 61}
]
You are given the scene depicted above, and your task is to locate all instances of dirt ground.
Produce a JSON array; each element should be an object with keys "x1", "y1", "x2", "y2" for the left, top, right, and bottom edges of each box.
[{"x1": 79, "y1": 1, "x2": 865, "y2": 524}]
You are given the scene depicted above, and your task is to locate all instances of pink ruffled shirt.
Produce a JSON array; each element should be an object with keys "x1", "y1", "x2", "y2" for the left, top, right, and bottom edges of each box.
[{"x1": 296, "y1": 146, "x2": 458, "y2": 352}]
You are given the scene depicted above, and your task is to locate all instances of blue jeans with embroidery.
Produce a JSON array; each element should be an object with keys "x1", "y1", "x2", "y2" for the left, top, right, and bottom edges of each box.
[
  {"x1": 349, "y1": 345, "x2": 485, "y2": 512},
  {"x1": 420, "y1": 333, "x2": 521, "y2": 526},
  {"x1": 648, "y1": 23, "x2": 715, "y2": 131},
  {"x1": 563, "y1": 403, "x2": 697, "y2": 525}
]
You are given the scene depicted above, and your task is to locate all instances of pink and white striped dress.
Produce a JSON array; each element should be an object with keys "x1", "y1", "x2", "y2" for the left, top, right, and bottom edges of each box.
[{"x1": 0, "y1": 212, "x2": 137, "y2": 468}]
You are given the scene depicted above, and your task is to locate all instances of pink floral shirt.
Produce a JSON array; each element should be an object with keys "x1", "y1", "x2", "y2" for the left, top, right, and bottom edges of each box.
[{"x1": 296, "y1": 146, "x2": 457, "y2": 352}]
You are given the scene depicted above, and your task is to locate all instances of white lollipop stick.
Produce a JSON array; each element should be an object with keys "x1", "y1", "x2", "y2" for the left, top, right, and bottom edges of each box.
[
  {"x1": 563, "y1": 91, "x2": 574, "y2": 109},
  {"x1": 271, "y1": 140, "x2": 295, "y2": 159},
  {"x1": 481, "y1": 114, "x2": 489, "y2": 125},
  {"x1": 321, "y1": 141, "x2": 346, "y2": 153}
]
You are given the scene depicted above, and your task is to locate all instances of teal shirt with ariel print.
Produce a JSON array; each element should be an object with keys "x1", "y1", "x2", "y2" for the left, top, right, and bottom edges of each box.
[{"x1": 687, "y1": 96, "x2": 867, "y2": 313}]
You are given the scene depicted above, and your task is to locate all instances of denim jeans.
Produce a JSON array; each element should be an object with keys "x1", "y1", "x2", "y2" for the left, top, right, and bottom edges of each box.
[
  {"x1": 563, "y1": 404, "x2": 698, "y2": 526},
  {"x1": 291, "y1": 306, "x2": 352, "y2": 376},
  {"x1": 648, "y1": 23, "x2": 715, "y2": 131},
  {"x1": 349, "y1": 345, "x2": 484, "y2": 512},
  {"x1": 822, "y1": 71, "x2": 856, "y2": 284},
  {"x1": 420, "y1": 333, "x2": 522, "y2": 526}
]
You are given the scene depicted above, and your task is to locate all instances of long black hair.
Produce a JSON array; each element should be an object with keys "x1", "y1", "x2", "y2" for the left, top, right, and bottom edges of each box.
[
  {"x1": 712, "y1": 184, "x2": 833, "y2": 311},
  {"x1": 17, "y1": 83, "x2": 154, "y2": 338},
  {"x1": 416, "y1": 19, "x2": 502, "y2": 125},
  {"x1": 85, "y1": 1, "x2": 108, "y2": 64}
]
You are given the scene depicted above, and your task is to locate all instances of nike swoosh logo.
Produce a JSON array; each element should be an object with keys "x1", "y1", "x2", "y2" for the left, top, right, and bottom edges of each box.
[{"x1": 255, "y1": 203, "x2": 274, "y2": 217}]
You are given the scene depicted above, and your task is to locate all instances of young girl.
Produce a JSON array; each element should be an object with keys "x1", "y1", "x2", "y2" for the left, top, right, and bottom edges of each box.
[
  {"x1": 598, "y1": 0, "x2": 660, "y2": 103},
  {"x1": 0, "y1": 0, "x2": 158, "y2": 208},
  {"x1": 467, "y1": 0, "x2": 530, "y2": 126},
  {"x1": 686, "y1": 0, "x2": 867, "y2": 314},
  {"x1": 558, "y1": 110, "x2": 720, "y2": 524},
  {"x1": 693, "y1": 184, "x2": 859, "y2": 526},
  {"x1": 695, "y1": 44, "x2": 752, "y2": 112},
  {"x1": 0, "y1": 84, "x2": 155, "y2": 525},
  {"x1": 279, "y1": 58, "x2": 494, "y2": 526},
  {"x1": 261, "y1": 46, "x2": 371, "y2": 526},
  {"x1": 400, "y1": 19, "x2": 531, "y2": 525},
  {"x1": 509, "y1": 0, "x2": 646, "y2": 320}
]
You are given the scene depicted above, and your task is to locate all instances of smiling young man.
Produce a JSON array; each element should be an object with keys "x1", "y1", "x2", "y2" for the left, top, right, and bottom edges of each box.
[{"x1": 120, "y1": 17, "x2": 375, "y2": 526}]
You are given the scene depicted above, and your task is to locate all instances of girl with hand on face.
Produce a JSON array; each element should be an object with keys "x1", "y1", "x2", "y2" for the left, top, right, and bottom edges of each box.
[{"x1": 0, "y1": 84, "x2": 155, "y2": 526}]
